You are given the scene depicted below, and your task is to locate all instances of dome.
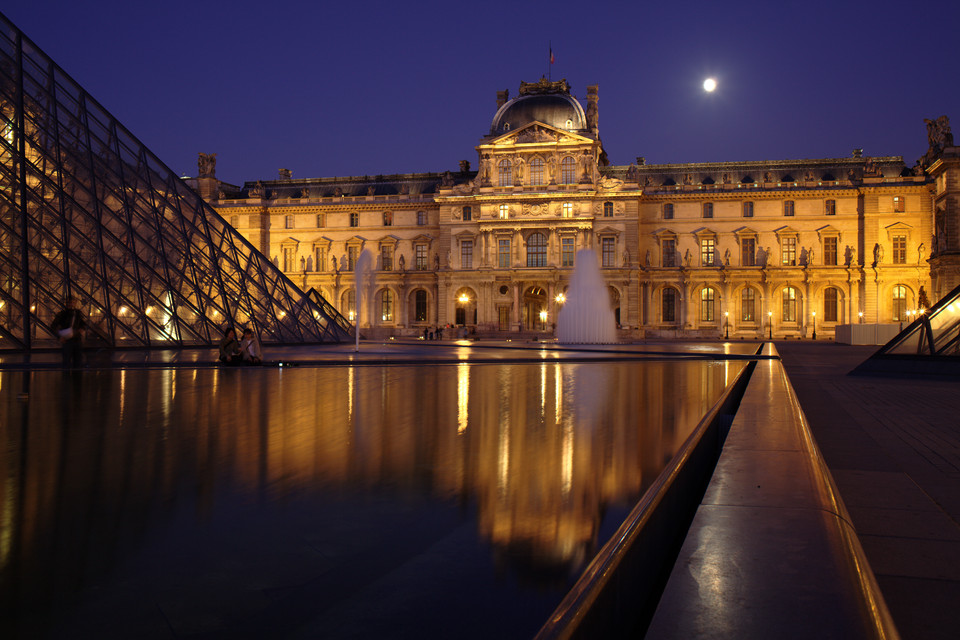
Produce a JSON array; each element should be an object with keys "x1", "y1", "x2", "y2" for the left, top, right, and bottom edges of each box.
[{"x1": 490, "y1": 80, "x2": 587, "y2": 134}]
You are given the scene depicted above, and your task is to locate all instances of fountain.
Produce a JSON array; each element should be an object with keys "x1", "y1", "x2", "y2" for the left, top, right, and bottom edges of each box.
[
  {"x1": 354, "y1": 249, "x2": 374, "y2": 351},
  {"x1": 556, "y1": 249, "x2": 617, "y2": 344}
]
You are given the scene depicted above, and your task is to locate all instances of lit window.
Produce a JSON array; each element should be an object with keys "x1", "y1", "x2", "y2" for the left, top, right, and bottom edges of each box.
[
  {"x1": 601, "y1": 237, "x2": 615, "y2": 267},
  {"x1": 823, "y1": 237, "x2": 838, "y2": 266},
  {"x1": 703, "y1": 202, "x2": 713, "y2": 218},
  {"x1": 825, "y1": 199, "x2": 836, "y2": 216},
  {"x1": 663, "y1": 203, "x2": 674, "y2": 220},
  {"x1": 603, "y1": 201, "x2": 614, "y2": 217},
  {"x1": 741, "y1": 237, "x2": 756, "y2": 266},
  {"x1": 893, "y1": 195, "x2": 905, "y2": 212},
  {"x1": 285, "y1": 215, "x2": 294, "y2": 229},
  {"x1": 782, "y1": 287, "x2": 797, "y2": 322},
  {"x1": 415, "y1": 244, "x2": 428, "y2": 270},
  {"x1": 498, "y1": 239, "x2": 511, "y2": 268},
  {"x1": 529, "y1": 157, "x2": 544, "y2": 185},
  {"x1": 742, "y1": 201, "x2": 754, "y2": 218},
  {"x1": 349, "y1": 212, "x2": 359, "y2": 227},
  {"x1": 741, "y1": 288, "x2": 756, "y2": 322},
  {"x1": 498, "y1": 159, "x2": 513, "y2": 187},
  {"x1": 381, "y1": 245, "x2": 393, "y2": 271},
  {"x1": 415, "y1": 290, "x2": 427, "y2": 322},
  {"x1": 499, "y1": 204, "x2": 510, "y2": 219},
  {"x1": 282, "y1": 247, "x2": 296, "y2": 272},
  {"x1": 461, "y1": 240, "x2": 473, "y2": 269},
  {"x1": 561, "y1": 237, "x2": 575, "y2": 267},
  {"x1": 560, "y1": 156, "x2": 576, "y2": 184},
  {"x1": 662, "y1": 238, "x2": 677, "y2": 267},
  {"x1": 892, "y1": 235, "x2": 906, "y2": 264},
  {"x1": 892, "y1": 285, "x2": 907, "y2": 321},
  {"x1": 526, "y1": 233, "x2": 547, "y2": 267},
  {"x1": 700, "y1": 287, "x2": 716, "y2": 322},
  {"x1": 561, "y1": 202, "x2": 574, "y2": 218},
  {"x1": 662, "y1": 288, "x2": 677, "y2": 322},
  {"x1": 700, "y1": 238, "x2": 715, "y2": 266},
  {"x1": 417, "y1": 211, "x2": 427, "y2": 226},
  {"x1": 784, "y1": 200, "x2": 795, "y2": 217},
  {"x1": 781, "y1": 237, "x2": 797, "y2": 266},
  {"x1": 380, "y1": 290, "x2": 394, "y2": 322},
  {"x1": 382, "y1": 211, "x2": 393, "y2": 226},
  {"x1": 345, "y1": 290, "x2": 356, "y2": 318},
  {"x1": 824, "y1": 287, "x2": 838, "y2": 322},
  {"x1": 462, "y1": 206, "x2": 472, "y2": 221}
]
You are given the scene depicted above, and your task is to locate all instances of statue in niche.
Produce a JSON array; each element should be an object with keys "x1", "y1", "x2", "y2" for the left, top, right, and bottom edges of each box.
[
  {"x1": 249, "y1": 181, "x2": 264, "y2": 198},
  {"x1": 763, "y1": 171, "x2": 773, "y2": 183},
  {"x1": 300, "y1": 256, "x2": 306, "y2": 271},
  {"x1": 683, "y1": 249, "x2": 691, "y2": 267},
  {"x1": 514, "y1": 157, "x2": 524, "y2": 186},
  {"x1": 197, "y1": 152, "x2": 216, "y2": 178},
  {"x1": 340, "y1": 254, "x2": 348, "y2": 271},
  {"x1": 331, "y1": 255, "x2": 339, "y2": 272},
  {"x1": 808, "y1": 247, "x2": 815, "y2": 266},
  {"x1": 546, "y1": 155, "x2": 558, "y2": 183},
  {"x1": 721, "y1": 172, "x2": 731, "y2": 184},
  {"x1": 644, "y1": 249, "x2": 651, "y2": 267},
  {"x1": 434, "y1": 254, "x2": 440, "y2": 270},
  {"x1": 622, "y1": 249, "x2": 630, "y2": 267},
  {"x1": 872, "y1": 242, "x2": 883, "y2": 267},
  {"x1": 683, "y1": 173, "x2": 693, "y2": 185},
  {"x1": 300, "y1": 188, "x2": 310, "y2": 198},
  {"x1": 724, "y1": 248, "x2": 731, "y2": 266},
  {"x1": 398, "y1": 254, "x2": 405, "y2": 271},
  {"x1": 626, "y1": 164, "x2": 640, "y2": 183}
]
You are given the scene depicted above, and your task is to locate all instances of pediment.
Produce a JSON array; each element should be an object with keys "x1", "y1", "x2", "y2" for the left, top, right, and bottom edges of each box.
[
  {"x1": 652, "y1": 227, "x2": 677, "y2": 238},
  {"x1": 412, "y1": 233, "x2": 434, "y2": 244},
  {"x1": 816, "y1": 224, "x2": 841, "y2": 241},
  {"x1": 595, "y1": 225, "x2": 620, "y2": 236},
  {"x1": 454, "y1": 229, "x2": 477, "y2": 240},
  {"x1": 774, "y1": 225, "x2": 799, "y2": 237},
  {"x1": 313, "y1": 235, "x2": 334, "y2": 246},
  {"x1": 489, "y1": 122, "x2": 593, "y2": 147},
  {"x1": 885, "y1": 221, "x2": 913, "y2": 232},
  {"x1": 379, "y1": 234, "x2": 401, "y2": 246},
  {"x1": 734, "y1": 226, "x2": 758, "y2": 237},
  {"x1": 692, "y1": 227, "x2": 717, "y2": 238}
]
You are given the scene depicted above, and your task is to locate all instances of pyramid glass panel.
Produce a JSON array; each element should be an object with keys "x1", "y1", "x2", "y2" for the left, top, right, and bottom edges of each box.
[
  {"x1": 881, "y1": 283, "x2": 960, "y2": 357},
  {"x1": 0, "y1": 11, "x2": 351, "y2": 349}
]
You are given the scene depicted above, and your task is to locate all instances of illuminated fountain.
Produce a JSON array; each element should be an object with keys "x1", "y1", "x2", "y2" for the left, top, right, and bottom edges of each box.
[
  {"x1": 556, "y1": 249, "x2": 617, "y2": 344},
  {"x1": 354, "y1": 249, "x2": 374, "y2": 351}
]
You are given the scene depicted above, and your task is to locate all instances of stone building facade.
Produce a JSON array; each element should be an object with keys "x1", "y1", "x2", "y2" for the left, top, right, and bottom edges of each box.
[{"x1": 192, "y1": 80, "x2": 959, "y2": 340}]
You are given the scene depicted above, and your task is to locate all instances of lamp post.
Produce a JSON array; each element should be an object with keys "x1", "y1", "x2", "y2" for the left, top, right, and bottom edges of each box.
[
  {"x1": 539, "y1": 309, "x2": 548, "y2": 331},
  {"x1": 812, "y1": 310, "x2": 817, "y2": 340},
  {"x1": 724, "y1": 311, "x2": 729, "y2": 340},
  {"x1": 858, "y1": 311, "x2": 864, "y2": 324},
  {"x1": 768, "y1": 310, "x2": 773, "y2": 340}
]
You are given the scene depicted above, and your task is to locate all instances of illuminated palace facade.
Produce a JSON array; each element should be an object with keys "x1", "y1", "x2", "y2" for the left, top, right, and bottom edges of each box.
[{"x1": 195, "y1": 79, "x2": 960, "y2": 339}]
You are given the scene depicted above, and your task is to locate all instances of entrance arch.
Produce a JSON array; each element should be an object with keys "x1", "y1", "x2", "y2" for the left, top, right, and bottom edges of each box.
[
  {"x1": 522, "y1": 286, "x2": 548, "y2": 330},
  {"x1": 454, "y1": 287, "x2": 477, "y2": 325},
  {"x1": 608, "y1": 286, "x2": 621, "y2": 326}
]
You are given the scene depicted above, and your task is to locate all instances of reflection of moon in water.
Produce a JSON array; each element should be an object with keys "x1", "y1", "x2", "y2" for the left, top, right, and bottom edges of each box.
[{"x1": 703, "y1": 78, "x2": 717, "y2": 92}]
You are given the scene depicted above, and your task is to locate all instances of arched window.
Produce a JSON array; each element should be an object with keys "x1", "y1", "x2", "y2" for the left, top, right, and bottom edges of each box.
[
  {"x1": 741, "y1": 288, "x2": 756, "y2": 322},
  {"x1": 380, "y1": 290, "x2": 394, "y2": 322},
  {"x1": 700, "y1": 287, "x2": 716, "y2": 322},
  {"x1": 498, "y1": 159, "x2": 513, "y2": 187},
  {"x1": 782, "y1": 287, "x2": 798, "y2": 322},
  {"x1": 526, "y1": 232, "x2": 547, "y2": 267},
  {"x1": 414, "y1": 290, "x2": 428, "y2": 322},
  {"x1": 344, "y1": 290, "x2": 356, "y2": 321},
  {"x1": 892, "y1": 285, "x2": 907, "y2": 322},
  {"x1": 662, "y1": 288, "x2": 678, "y2": 323},
  {"x1": 824, "y1": 287, "x2": 839, "y2": 322},
  {"x1": 529, "y1": 157, "x2": 544, "y2": 185},
  {"x1": 560, "y1": 156, "x2": 576, "y2": 184}
]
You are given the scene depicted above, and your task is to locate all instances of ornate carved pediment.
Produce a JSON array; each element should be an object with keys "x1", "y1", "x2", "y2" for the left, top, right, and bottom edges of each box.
[
  {"x1": 490, "y1": 122, "x2": 591, "y2": 146},
  {"x1": 521, "y1": 201, "x2": 550, "y2": 216},
  {"x1": 519, "y1": 77, "x2": 571, "y2": 95},
  {"x1": 598, "y1": 176, "x2": 624, "y2": 191}
]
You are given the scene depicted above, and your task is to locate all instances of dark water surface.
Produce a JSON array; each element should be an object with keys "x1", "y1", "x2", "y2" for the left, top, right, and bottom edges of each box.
[{"x1": 0, "y1": 359, "x2": 743, "y2": 638}]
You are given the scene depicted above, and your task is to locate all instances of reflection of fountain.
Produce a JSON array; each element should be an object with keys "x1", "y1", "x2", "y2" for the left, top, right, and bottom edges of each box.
[
  {"x1": 556, "y1": 249, "x2": 617, "y2": 344},
  {"x1": 354, "y1": 250, "x2": 374, "y2": 351}
]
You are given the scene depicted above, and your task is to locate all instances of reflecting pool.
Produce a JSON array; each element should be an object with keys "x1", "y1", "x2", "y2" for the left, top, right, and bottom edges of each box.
[{"x1": 0, "y1": 358, "x2": 744, "y2": 638}]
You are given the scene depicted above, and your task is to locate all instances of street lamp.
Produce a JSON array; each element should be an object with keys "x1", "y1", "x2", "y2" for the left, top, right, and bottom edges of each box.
[
  {"x1": 724, "y1": 311, "x2": 729, "y2": 340},
  {"x1": 858, "y1": 311, "x2": 864, "y2": 324},
  {"x1": 539, "y1": 308, "x2": 547, "y2": 330},
  {"x1": 768, "y1": 310, "x2": 773, "y2": 340},
  {"x1": 812, "y1": 310, "x2": 817, "y2": 340}
]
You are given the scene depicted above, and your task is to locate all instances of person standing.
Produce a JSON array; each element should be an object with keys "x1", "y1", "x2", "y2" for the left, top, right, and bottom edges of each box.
[{"x1": 51, "y1": 296, "x2": 86, "y2": 368}]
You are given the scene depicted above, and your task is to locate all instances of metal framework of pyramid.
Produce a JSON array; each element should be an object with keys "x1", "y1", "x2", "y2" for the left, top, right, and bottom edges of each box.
[{"x1": 0, "y1": 12, "x2": 351, "y2": 349}]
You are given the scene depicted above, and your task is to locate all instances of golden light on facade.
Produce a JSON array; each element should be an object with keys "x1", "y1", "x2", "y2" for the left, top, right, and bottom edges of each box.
[
  {"x1": 555, "y1": 292, "x2": 566, "y2": 304},
  {"x1": 539, "y1": 309, "x2": 548, "y2": 322},
  {"x1": 458, "y1": 294, "x2": 470, "y2": 304}
]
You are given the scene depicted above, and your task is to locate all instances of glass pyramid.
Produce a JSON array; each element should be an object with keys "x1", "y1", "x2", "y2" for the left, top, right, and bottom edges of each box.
[
  {"x1": 0, "y1": 12, "x2": 351, "y2": 349},
  {"x1": 878, "y1": 282, "x2": 960, "y2": 357}
]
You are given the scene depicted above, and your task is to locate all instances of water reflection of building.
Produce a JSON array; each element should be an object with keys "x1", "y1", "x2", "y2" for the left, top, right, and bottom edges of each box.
[
  {"x1": 200, "y1": 80, "x2": 959, "y2": 340},
  {"x1": 0, "y1": 360, "x2": 734, "y2": 616}
]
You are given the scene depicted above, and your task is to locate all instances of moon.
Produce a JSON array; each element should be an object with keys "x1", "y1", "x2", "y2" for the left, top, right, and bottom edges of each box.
[{"x1": 703, "y1": 78, "x2": 717, "y2": 92}]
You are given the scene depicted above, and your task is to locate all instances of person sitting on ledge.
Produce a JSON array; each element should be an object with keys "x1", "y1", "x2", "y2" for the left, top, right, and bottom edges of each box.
[
  {"x1": 218, "y1": 327, "x2": 243, "y2": 365},
  {"x1": 240, "y1": 327, "x2": 262, "y2": 365}
]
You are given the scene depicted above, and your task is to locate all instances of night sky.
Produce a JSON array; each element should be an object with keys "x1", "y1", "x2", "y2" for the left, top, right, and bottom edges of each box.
[{"x1": 7, "y1": 1, "x2": 960, "y2": 186}]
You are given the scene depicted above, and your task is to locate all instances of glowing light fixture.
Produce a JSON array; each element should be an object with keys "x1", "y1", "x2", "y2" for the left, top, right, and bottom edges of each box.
[{"x1": 555, "y1": 292, "x2": 566, "y2": 304}]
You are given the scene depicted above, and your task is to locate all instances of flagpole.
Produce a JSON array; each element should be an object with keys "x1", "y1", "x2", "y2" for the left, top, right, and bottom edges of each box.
[{"x1": 548, "y1": 42, "x2": 552, "y2": 81}]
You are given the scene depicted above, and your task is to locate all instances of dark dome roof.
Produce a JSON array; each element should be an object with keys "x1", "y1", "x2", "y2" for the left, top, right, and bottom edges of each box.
[{"x1": 491, "y1": 93, "x2": 587, "y2": 134}]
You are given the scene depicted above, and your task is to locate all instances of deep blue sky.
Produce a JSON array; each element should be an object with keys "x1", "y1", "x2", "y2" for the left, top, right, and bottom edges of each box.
[{"x1": 7, "y1": 1, "x2": 960, "y2": 186}]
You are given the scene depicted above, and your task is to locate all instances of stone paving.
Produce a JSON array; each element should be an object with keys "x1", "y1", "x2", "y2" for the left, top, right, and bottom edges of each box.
[{"x1": 777, "y1": 342, "x2": 960, "y2": 640}]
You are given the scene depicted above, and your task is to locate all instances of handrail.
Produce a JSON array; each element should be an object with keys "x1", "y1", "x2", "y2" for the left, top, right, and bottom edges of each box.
[{"x1": 535, "y1": 353, "x2": 758, "y2": 639}]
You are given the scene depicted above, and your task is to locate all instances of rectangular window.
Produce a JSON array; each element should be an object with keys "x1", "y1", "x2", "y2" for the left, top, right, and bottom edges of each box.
[
  {"x1": 601, "y1": 237, "x2": 615, "y2": 267},
  {"x1": 348, "y1": 246, "x2": 358, "y2": 271},
  {"x1": 742, "y1": 201, "x2": 754, "y2": 218},
  {"x1": 282, "y1": 247, "x2": 296, "y2": 272},
  {"x1": 741, "y1": 289, "x2": 756, "y2": 322},
  {"x1": 784, "y1": 200, "x2": 795, "y2": 217},
  {"x1": 561, "y1": 202, "x2": 574, "y2": 218},
  {"x1": 825, "y1": 199, "x2": 836, "y2": 216},
  {"x1": 317, "y1": 213, "x2": 326, "y2": 227},
  {"x1": 529, "y1": 159, "x2": 544, "y2": 185},
  {"x1": 498, "y1": 239, "x2": 511, "y2": 268},
  {"x1": 662, "y1": 239, "x2": 677, "y2": 267},
  {"x1": 892, "y1": 235, "x2": 907, "y2": 264},
  {"x1": 315, "y1": 247, "x2": 326, "y2": 272},
  {"x1": 561, "y1": 237, "x2": 575, "y2": 267},
  {"x1": 823, "y1": 237, "x2": 838, "y2": 266},
  {"x1": 499, "y1": 204, "x2": 509, "y2": 219},
  {"x1": 498, "y1": 306, "x2": 510, "y2": 331},
  {"x1": 663, "y1": 203, "x2": 674, "y2": 220},
  {"x1": 285, "y1": 215, "x2": 294, "y2": 229},
  {"x1": 383, "y1": 211, "x2": 393, "y2": 226},
  {"x1": 415, "y1": 245, "x2": 427, "y2": 270},
  {"x1": 700, "y1": 238, "x2": 715, "y2": 266},
  {"x1": 381, "y1": 246, "x2": 393, "y2": 271},
  {"x1": 824, "y1": 288, "x2": 838, "y2": 322},
  {"x1": 703, "y1": 202, "x2": 713, "y2": 218},
  {"x1": 741, "y1": 237, "x2": 756, "y2": 266},
  {"x1": 461, "y1": 240, "x2": 473, "y2": 269},
  {"x1": 782, "y1": 288, "x2": 797, "y2": 322},
  {"x1": 462, "y1": 206, "x2": 472, "y2": 221},
  {"x1": 349, "y1": 212, "x2": 359, "y2": 227},
  {"x1": 417, "y1": 211, "x2": 427, "y2": 225},
  {"x1": 893, "y1": 196, "x2": 905, "y2": 212},
  {"x1": 662, "y1": 288, "x2": 677, "y2": 322},
  {"x1": 781, "y1": 237, "x2": 797, "y2": 265},
  {"x1": 603, "y1": 202, "x2": 614, "y2": 217}
]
